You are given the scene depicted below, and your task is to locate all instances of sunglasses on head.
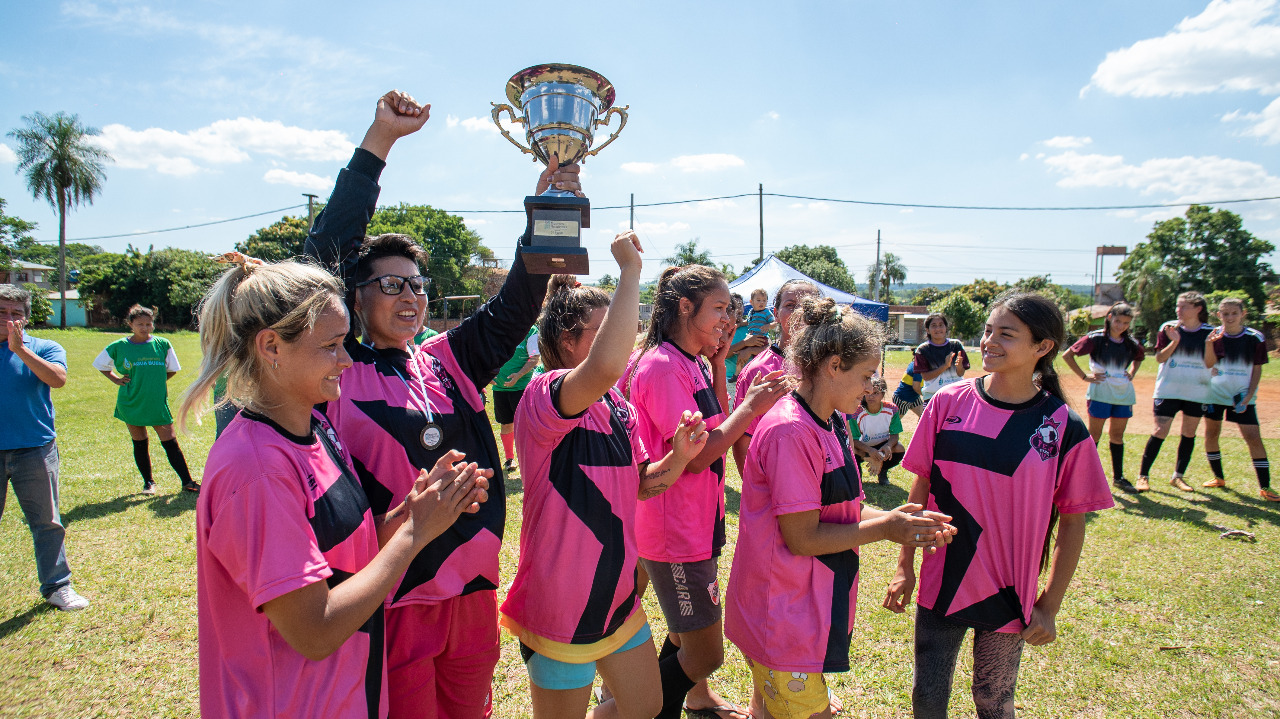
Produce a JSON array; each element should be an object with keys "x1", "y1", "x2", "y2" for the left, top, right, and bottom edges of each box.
[{"x1": 355, "y1": 274, "x2": 431, "y2": 296}]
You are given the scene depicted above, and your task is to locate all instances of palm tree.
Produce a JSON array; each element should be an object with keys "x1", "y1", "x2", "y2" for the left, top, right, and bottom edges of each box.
[
  {"x1": 8, "y1": 112, "x2": 111, "y2": 327},
  {"x1": 866, "y1": 252, "x2": 907, "y2": 304}
]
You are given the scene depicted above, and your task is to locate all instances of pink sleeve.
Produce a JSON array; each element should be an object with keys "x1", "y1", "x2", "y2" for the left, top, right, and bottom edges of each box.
[
  {"x1": 760, "y1": 425, "x2": 824, "y2": 516},
  {"x1": 206, "y1": 476, "x2": 331, "y2": 610},
  {"x1": 902, "y1": 395, "x2": 942, "y2": 477},
  {"x1": 518, "y1": 370, "x2": 581, "y2": 447},
  {"x1": 1053, "y1": 434, "x2": 1115, "y2": 514},
  {"x1": 635, "y1": 363, "x2": 699, "y2": 443},
  {"x1": 625, "y1": 397, "x2": 651, "y2": 465}
]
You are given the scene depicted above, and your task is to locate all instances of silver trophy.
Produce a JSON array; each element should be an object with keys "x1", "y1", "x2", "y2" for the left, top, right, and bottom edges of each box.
[{"x1": 492, "y1": 63, "x2": 628, "y2": 274}]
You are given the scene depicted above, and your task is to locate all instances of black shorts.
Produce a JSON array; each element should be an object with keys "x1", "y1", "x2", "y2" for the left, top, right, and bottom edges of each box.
[
  {"x1": 1153, "y1": 398, "x2": 1207, "y2": 419},
  {"x1": 1204, "y1": 403, "x2": 1259, "y2": 425},
  {"x1": 492, "y1": 389, "x2": 525, "y2": 425}
]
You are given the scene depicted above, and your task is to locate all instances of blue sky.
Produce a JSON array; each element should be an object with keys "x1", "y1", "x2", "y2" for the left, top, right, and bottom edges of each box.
[{"x1": 2, "y1": 0, "x2": 1278, "y2": 289}]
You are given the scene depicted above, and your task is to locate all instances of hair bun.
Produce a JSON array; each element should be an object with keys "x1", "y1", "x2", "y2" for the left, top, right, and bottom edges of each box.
[
  {"x1": 547, "y1": 274, "x2": 579, "y2": 297},
  {"x1": 801, "y1": 296, "x2": 840, "y2": 326}
]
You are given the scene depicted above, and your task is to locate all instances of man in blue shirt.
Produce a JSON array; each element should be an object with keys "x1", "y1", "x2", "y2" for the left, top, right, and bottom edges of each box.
[{"x1": 0, "y1": 284, "x2": 88, "y2": 610}]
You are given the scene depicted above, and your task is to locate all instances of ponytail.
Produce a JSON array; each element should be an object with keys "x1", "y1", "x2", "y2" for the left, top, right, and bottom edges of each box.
[
  {"x1": 537, "y1": 276, "x2": 610, "y2": 371},
  {"x1": 176, "y1": 259, "x2": 344, "y2": 433},
  {"x1": 622, "y1": 264, "x2": 725, "y2": 398}
]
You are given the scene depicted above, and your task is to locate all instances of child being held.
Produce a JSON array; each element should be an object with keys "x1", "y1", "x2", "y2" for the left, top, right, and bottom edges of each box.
[
  {"x1": 736, "y1": 288, "x2": 778, "y2": 369},
  {"x1": 849, "y1": 377, "x2": 905, "y2": 485}
]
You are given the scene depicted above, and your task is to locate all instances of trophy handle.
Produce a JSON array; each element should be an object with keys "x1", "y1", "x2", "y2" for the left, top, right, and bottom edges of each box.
[
  {"x1": 586, "y1": 105, "x2": 629, "y2": 157},
  {"x1": 491, "y1": 103, "x2": 535, "y2": 157}
]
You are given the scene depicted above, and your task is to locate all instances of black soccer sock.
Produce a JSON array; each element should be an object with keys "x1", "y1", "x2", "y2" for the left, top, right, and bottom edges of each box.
[
  {"x1": 658, "y1": 635, "x2": 679, "y2": 663},
  {"x1": 1140, "y1": 436, "x2": 1164, "y2": 477},
  {"x1": 161, "y1": 438, "x2": 194, "y2": 484},
  {"x1": 1175, "y1": 436, "x2": 1196, "y2": 475},
  {"x1": 656, "y1": 652, "x2": 697, "y2": 719},
  {"x1": 1109, "y1": 442, "x2": 1125, "y2": 480},
  {"x1": 132, "y1": 439, "x2": 153, "y2": 483},
  {"x1": 1206, "y1": 451, "x2": 1224, "y2": 480},
  {"x1": 1254, "y1": 459, "x2": 1271, "y2": 490}
]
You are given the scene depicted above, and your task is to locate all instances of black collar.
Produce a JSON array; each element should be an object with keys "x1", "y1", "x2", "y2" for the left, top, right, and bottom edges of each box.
[{"x1": 790, "y1": 390, "x2": 833, "y2": 431}]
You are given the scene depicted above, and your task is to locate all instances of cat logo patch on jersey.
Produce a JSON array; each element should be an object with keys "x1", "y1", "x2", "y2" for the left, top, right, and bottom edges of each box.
[{"x1": 1030, "y1": 416, "x2": 1061, "y2": 461}]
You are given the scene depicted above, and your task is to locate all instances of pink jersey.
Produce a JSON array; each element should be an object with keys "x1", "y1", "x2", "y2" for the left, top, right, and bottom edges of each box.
[
  {"x1": 735, "y1": 345, "x2": 787, "y2": 437},
  {"x1": 198, "y1": 409, "x2": 387, "y2": 718},
  {"x1": 501, "y1": 370, "x2": 650, "y2": 647},
  {"x1": 324, "y1": 335, "x2": 503, "y2": 607},
  {"x1": 726, "y1": 392, "x2": 864, "y2": 673},
  {"x1": 621, "y1": 341, "x2": 727, "y2": 562},
  {"x1": 902, "y1": 378, "x2": 1113, "y2": 633}
]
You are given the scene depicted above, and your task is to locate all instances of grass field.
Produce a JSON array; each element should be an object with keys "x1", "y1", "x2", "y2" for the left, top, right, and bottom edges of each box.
[{"x1": 2, "y1": 329, "x2": 1278, "y2": 718}]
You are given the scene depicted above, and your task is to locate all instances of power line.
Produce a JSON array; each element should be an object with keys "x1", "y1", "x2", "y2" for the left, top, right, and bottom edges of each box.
[
  {"x1": 61, "y1": 204, "x2": 308, "y2": 243},
  {"x1": 766, "y1": 192, "x2": 1280, "y2": 211}
]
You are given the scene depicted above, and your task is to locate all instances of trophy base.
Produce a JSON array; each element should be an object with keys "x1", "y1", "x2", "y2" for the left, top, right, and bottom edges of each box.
[
  {"x1": 523, "y1": 193, "x2": 591, "y2": 275},
  {"x1": 520, "y1": 245, "x2": 590, "y2": 275}
]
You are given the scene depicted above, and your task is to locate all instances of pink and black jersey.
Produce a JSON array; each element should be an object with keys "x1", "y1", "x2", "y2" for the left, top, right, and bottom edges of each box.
[
  {"x1": 198, "y1": 410, "x2": 386, "y2": 718},
  {"x1": 1209, "y1": 326, "x2": 1268, "y2": 406},
  {"x1": 1153, "y1": 321, "x2": 1214, "y2": 403},
  {"x1": 501, "y1": 370, "x2": 650, "y2": 646},
  {"x1": 1068, "y1": 330, "x2": 1144, "y2": 406},
  {"x1": 622, "y1": 341, "x2": 728, "y2": 562},
  {"x1": 735, "y1": 344, "x2": 787, "y2": 437},
  {"x1": 902, "y1": 378, "x2": 1113, "y2": 633},
  {"x1": 726, "y1": 392, "x2": 864, "y2": 673},
  {"x1": 305, "y1": 148, "x2": 549, "y2": 608}
]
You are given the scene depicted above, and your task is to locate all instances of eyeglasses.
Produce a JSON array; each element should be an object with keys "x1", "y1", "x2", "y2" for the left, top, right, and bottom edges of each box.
[{"x1": 355, "y1": 274, "x2": 431, "y2": 296}]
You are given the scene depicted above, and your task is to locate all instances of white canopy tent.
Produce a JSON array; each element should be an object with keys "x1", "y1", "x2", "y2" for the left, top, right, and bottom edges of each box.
[{"x1": 728, "y1": 254, "x2": 889, "y2": 322}]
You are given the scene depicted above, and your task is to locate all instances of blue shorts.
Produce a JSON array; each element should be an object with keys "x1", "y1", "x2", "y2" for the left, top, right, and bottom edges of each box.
[
  {"x1": 1087, "y1": 400, "x2": 1133, "y2": 419},
  {"x1": 520, "y1": 622, "x2": 653, "y2": 690}
]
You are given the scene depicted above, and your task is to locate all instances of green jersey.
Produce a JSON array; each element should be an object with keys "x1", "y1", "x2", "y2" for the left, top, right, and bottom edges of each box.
[
  {"x1": 492, "y1": 327, "x2": 540, "y2": 392},
  {"x1": 93, "y1": 336, "x2": 181, "y2": 427}
]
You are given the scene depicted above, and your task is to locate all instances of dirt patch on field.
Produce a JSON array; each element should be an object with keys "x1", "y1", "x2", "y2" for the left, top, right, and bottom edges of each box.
[{"x1": 882, "y1": 359, "x2": 1280, "y2": 439}]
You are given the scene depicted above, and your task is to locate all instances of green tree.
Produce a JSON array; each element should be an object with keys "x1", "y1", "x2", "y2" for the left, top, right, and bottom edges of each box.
[
  {"x1": 910, "y1": 286, "x2": 949, "y2": 306},
  {"x1": 1, "y1": 198, "x2": 39, "y2": 267},
  {"x1": 1011, "y1": 274, "x2": 1089, "y2": 311},
  {"x1": 78, "y1": 246, "x2": 223, "y2": 327},
  {"x1": 948, "y1": 278, "x2": 1008, "y2": 309},
  {"x1": 1118, "y1": 254, "x2": 1180, "y2": 341},
  {"x1": 664, "y1": 238, "x2": 713, "y2": 267},
  {"x1": 236, "y1": 215, "x2": 311, "y2": 262},
  {"x1": 1118, "y1": 205, "x2": 1275, "y2": 315},
  {"x1": 1203, "y1": 288, "x2": 1252, "y2": 314},
  {"x1": 366, "y1": 203, "x2": 490, "y2": 299},
  {"x1": 748, "y1": 244, "x2": 858, "y2": 294},
  {"x1": 8, "y1": 111, "x2": 112, "y2": 327},
  {"x1": 22, "y1": 282, "x2": 52, "y2": 325},
  {"x1": 929, "y1": 293, "x2": 986, "y2": 341},
  {"x1": 866, "y1": 252, "x2": 907, "y2": 304},
  {"x1": 1066, "y1": 307, "x2": 1093, "y2": 340},
  {"x1": 597, "y1": 274, "x2": 617, "y2": 291}
]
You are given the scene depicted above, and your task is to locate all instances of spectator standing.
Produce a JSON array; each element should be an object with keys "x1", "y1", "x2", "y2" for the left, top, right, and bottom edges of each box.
[
  {"x1": 492, "y1": 326, "x2": 541, "y2": 474},
  {"x1": 0, "y1": 284, "x2": 88, "y2": 610}
]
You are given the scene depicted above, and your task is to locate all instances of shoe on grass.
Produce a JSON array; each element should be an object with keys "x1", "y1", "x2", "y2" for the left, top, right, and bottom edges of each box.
[
  {"x1": 46, "y1": 585, "x2": 89, "y2": 611},
  {"x1": 141, "y1": 480, "x2": 157, "y2": 496},
  {"x1": 1171, "y1": 476, "x2": 1194, "y2": 492},
  {"x1": 1114, "y1": 477, "x2": 1138, "y2": 494},
  {"x1": 1261, "y1": 489, "x2": 1280, "y2": 502},
  {"x1": 182, "y1": 480, "x2": 201, "y2": 493},
  {"x1": 1202, "y1": 477, "x2": 1226, "y2": 488},
  {"x1": 877, "y1": 473, "x2": 890, "y2": 485},
  {"x1": 503, "y1": 458, "x2": 517, "y2": 474},
  {"x1": 1134, "y1": 477, "x2": 1150, "y2": 492}
]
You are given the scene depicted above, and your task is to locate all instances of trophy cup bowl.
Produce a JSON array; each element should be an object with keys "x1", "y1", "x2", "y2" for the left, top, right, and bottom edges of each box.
[{"x1": 492, "y1": 64, "x2": 628, "y2": 275}]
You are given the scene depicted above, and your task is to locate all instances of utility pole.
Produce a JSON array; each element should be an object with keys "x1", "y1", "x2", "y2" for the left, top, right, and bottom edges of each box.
[
  {"x1": 871, "y1": 229, "x2": 881, "y2": 302},
  {"x1": 758, "y1": 183, "x2": 764, "y2": 263},
  {"x1": 629, "y1": 193, "x2": 634, "y2": 230},
  {"x1": 303, "y1": 193, "x2": 319, "y2": 230}
]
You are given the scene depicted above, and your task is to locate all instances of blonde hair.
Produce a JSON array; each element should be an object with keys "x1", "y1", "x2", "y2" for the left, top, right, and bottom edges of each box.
[
  {"x1": 176, "y1": 260, "x2": 345, "y2": 432},
  {"x1": 787, "y1": 297, "x2": 885, "y2": 380}
]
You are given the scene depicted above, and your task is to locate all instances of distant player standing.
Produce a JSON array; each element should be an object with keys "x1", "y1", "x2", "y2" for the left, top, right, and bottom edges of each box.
[
  {"x1": 1200, "y1": 298, "x2": 1276, "y2": 501},
  {"x1": 914, "y1": 313, "x2": 969, "y2": 404},
  {"x1": 492, "y1": 325, "x2": 540, "y2": 474}
]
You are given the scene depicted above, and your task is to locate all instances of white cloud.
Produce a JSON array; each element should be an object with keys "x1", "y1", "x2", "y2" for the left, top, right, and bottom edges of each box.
[
  {"x1": 1019, "y1": 153, "x2": 1030, "y2": 161},
  {"x1": 459, "y1": 116, "x2": 500, "y2": 134},
  {"x1": 262, "y1": 169, "x2": 332, "y2": 192},
  {"x1": 765, "y1": 111, "x2": 780, "y2": 120},
  {"x1": 1042, "y1": 136, "x2": 1093, "y2": 148},
  {"x1": 1041, "y1": 150, "x2": 1280, "y2": 203},
  {"x1": 95, "y1": 119, "x2": 353, "y2": 176},
  {"x1": 621, "y1": 162, "x2": 658, "y2": 174},
  {"x1": 1223, "y1": 95, "x2": 1280, "y2": 142},
  {"x1": 1086, "y1": 0, "x2": 1280, "y2": 98},
  {"x1": 446, "y1": 115, "x2": 460, "y2": 128},
  {"x1": 0, "y1": 143, "x2": 16, "y2": 165},
  {"x1": 671, "y1": 153, "x2": 746, "y2": 173}
]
